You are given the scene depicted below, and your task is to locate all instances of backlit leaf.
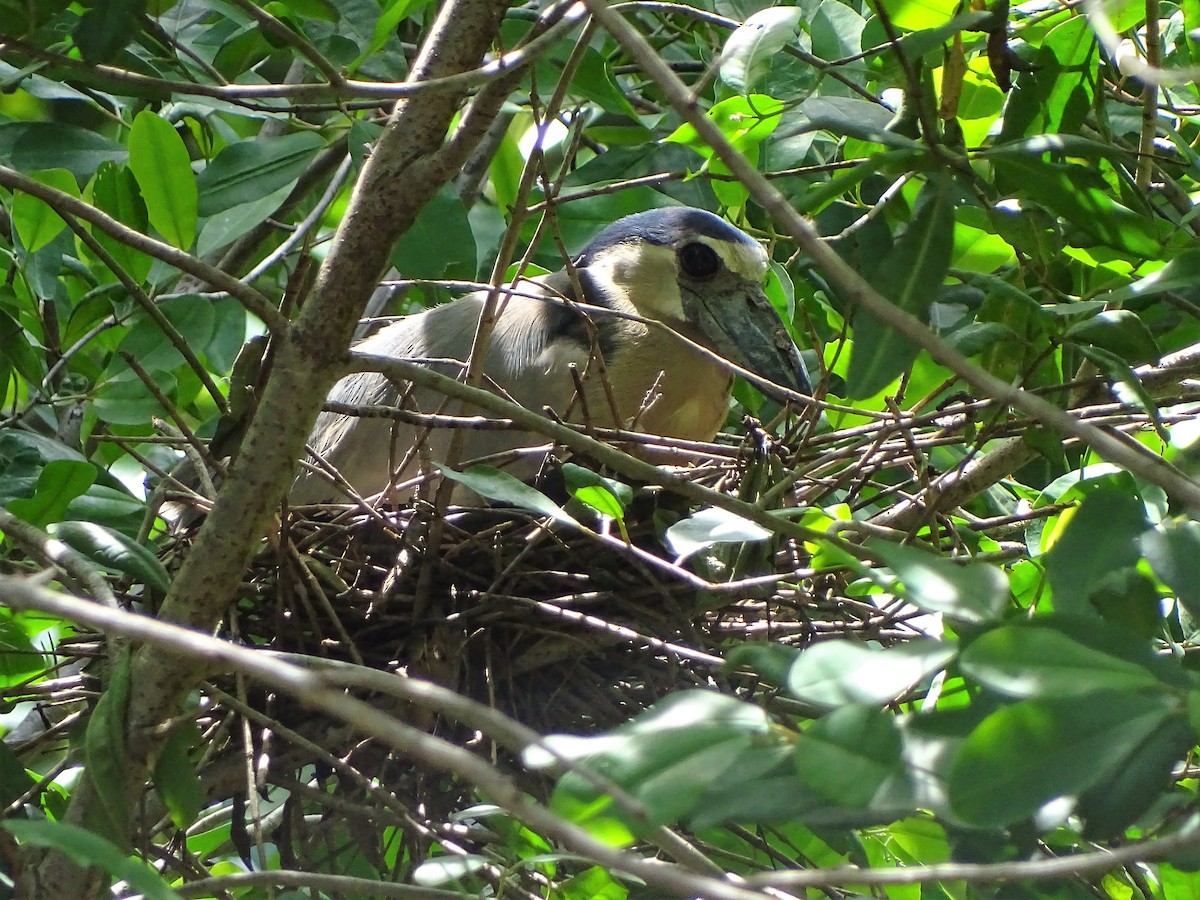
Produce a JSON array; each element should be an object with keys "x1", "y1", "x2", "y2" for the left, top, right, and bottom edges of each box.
[{"x1": 129, "y1": 111, "x2": 197, "y2": 250}]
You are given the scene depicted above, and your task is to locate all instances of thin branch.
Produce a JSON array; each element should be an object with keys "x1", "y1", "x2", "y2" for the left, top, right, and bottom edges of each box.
[
  {"x1": 0, "y1": 165, "x2": 285, "y2": 332},
  {"x1": 0, "y1": 577, "x2": 784, "y2": 900},
  {"x1": 0, "y1": 5, "x2": 586, "y2": 103}
]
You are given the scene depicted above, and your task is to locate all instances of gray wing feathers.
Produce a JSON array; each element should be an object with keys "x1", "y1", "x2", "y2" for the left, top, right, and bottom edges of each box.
[{"x1": 292, "y1": 284, "x2": 587, "y2": 503}]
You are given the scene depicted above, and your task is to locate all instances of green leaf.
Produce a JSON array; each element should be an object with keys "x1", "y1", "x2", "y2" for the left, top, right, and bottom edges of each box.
[
  {"x1": 879, "y1": 0, "x2": 959, "y2": 30},
  {"x1": 781, "y1": 638, "x2": 956, "y2": 708},
  {"x1": 536, "y1": 691, "x2": 771, "y2": 840},
  {"x1": 51, "y1": 521, "x2": 171, "y2": 592},
  {"x1": 84, "y1": 650, "x2": 134, "y2": 845},
  {"x1": 994, "y1": 158, "x2": 1164, "y2": 258},
  {"x1": 793, "y1": 705, "x2": 904, "y2": 807},
  {"x1": 1043, "y1": 485, "x2": 1150, "y2": 615},
  {"x1": 664, "y1": 507, "x2": 772, "y2": 561},
  {"x1": 6, "y1": 459, "x2": 97, "y2": 529},
  {"x1": 725, "y1": 641, "x2": 802, "y2": 686},
  {"x1": 3, "y1": 819, "x2": 179, "y2": 899},
  {"x1": 346, "y1": 0, "x2": 434, "y2": 75},
  {"x1": 128, "y1": 110, "x2": 197, "y2": 250},
  {"x1": 1075, "y1": 716, "x2": 1195, "y2": 839},
  {"x1": 666, "y1": 95, "x2": 785, "y2": 159},
  {"x1": 868, "y1": 540, "x2": 1009, "y2": 624},
  {"x1": 1076, "y1": 344, "x2": 1166, "y2": 440},
  {"x1": 93, "y1": 368, "x2": 177, "y2": 425},
  {"x1": 1143, "y1": 520, "x2": 1200, "y2": 622},
  {"x1": 151, "y1": 724, "x2": 203, "y2": 829},
  {"x1": 12, "y1": 168, "x2": 78, "y2": 252},
  {"x1": 562, "y1": 463, "x2": 631, "y2": 525},
  {"x1": 847, "y1": 175, "x2": 955, "y2": 398},
  {"x1": 0, "y1": 611, "x2": 48, "y2": 686},
  {"x1": 74, "y1": 0, "x2": 147, "y2": 64},
  {"x1": 959, "y1": 624, "x2": 1167, "y2": 698},
  {"x1": 0, "y1": 305, "x2": 47, "y2": 384},
  {"x1": 196, "y1": 183, "x2": 293, "y2": 257},
  {"x1": 437, "y1": 465, "x2": 577, "y2": 525},
  {"x1": 0, "y1": 122, "x2": 126, "y2": 178},
  {"x1": 1065, "y1": 309, "x2": 1159, "y2": 365},
  {"x1": 114, "y1": 294, "x2": 216, "y2": 373},
  {"x1": 0, "y1": 740, "x2": 36, "y2": 808},
  {"x1": 195, "y1": 132, "x2": 325, "y2": 217},
  {"x1": 65, "y1": 485, "x2": 149, "y2": 540},
  {"x1": 89, "y1": 162, "x2": 152, "y2": 284},
  {"x1": 999, "y1": 17, "x2": 1095, "y2": 141},
  {"x1": 719, "y1": 7, "x2": 804, "y2": 95},
  {"x1": 391, "y1": 184, "x2": 477, "y2": 280},
  {"x1": 1093, "y1": 250, "x2": 1200, "y2": 306},
  {"x1": 948, "y1": 691, "x2": 1176, "y2": 827}
]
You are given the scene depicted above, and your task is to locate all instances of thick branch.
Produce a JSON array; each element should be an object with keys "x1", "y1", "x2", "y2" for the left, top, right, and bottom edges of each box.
[{"x1": 25, "y1": 0, "x2": 520, "y2": 895}]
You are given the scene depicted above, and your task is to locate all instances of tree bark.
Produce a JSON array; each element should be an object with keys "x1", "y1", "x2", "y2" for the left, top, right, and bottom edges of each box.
[{"x1": 22, "y1": 1, "x2": 511, "y2": 895}]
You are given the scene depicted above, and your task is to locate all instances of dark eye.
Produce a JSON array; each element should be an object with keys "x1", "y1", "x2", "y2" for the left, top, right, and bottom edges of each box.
[{"x1": 678, "y1": 242, "x2": 721, "y2": 279}]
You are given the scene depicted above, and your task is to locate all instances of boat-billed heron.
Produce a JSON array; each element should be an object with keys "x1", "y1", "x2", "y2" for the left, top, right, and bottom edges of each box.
[{"x1": 292, "y1": 207, "x2": 810, "y2": 504}]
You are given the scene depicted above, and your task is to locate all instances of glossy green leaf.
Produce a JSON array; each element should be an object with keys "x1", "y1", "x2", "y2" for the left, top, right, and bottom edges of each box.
[
  {"x1": 0, "y1": 612, "x2": 48, "y2": 686},
  {"x1": 346, "y1": 0, "x2": 433, "y2": 75},
  {"x1": 391, "y1": 184, "x2": 477, "y2": 280},
  {"x1": 720, "y1": 7, "x2": 804, "y2": 95},
  {"x1": 89, "y1": 161, "x2": 152, "y2": 283},
  {"x1": 878, "y1": 0, "x2": 959, "y2": 30},
  {"x1": 959, "y1": 625, "x2": 1166, "y2": 698},
  {"x1": 3, "y1": 819, "x2": 179, "y2": 899},
  {"x1": 52, "y1": 521, "x2": 171, "y2": 592},
  {"x1": 948, "y1": 691, "x2": 1176, "y2": 827},
  {"x1": 84, "y1": 650, "x2": 133, "y2": 844},
  {"x1": 6, "y1": 459, "x2": 97, "y2": 529},
  {"x1": 664, "y1": 506, "x2": 772, "y2": 561},
  {"x1": 994, "y1": 158, "x2": 1163, "y2": 258},
  {"x1": 848, "y1": 175, "x2": 954, "y2": 398},
  {"x1": 0, "y1": 122, "x2": 126, "y2": 177},
  {"x1": 0, "y1": 305, "x2": 46, "y2": 384},
  {"x1": 0, "y1": 740, "x2": 36, "y2": 807},
  {"x1": 114, "y1": 295, "x2": 216, "y2": 373},
  {"x1": 437, "y1": 465, "x2": 577, "y2": 525},
  {"x1": 1065, "y1": 309, "x2": 1159, "y2": 365},
  {"x1": 793, "y1": 704, "x2": 904, "y2": 807},
  {"x1": 666, "y1": 95, "x2": 785, "y2": 159},
  {"x1": 128, "y1": 111, "x2": 197, "y2": 250},
  {"x1": 1143, "y1": 520, "x2": 1200, "y2": 622},
  {"x1": 195, "y1": 132, "x2": 325, "y2": 217},
  {"x1": 73, "y1": 0, "x2": 146, "y2": 64},
  {"x1": 538, "y1": 692, "x2": 770, "y2": 839},
  {"x1": 92, "y1": 367, "x2": 177, "y2": 425},
  {"x1": 782, "y1": 638, "x2": 956, "y2": 708},
  {"x1": 563, "y1": 463, "x2": 631, "y2": 524},
  {"x1": 1093, "y1": 250, "x2": 1200, "y2": 306},
  {"x1": 196, "y1": 183, "x2": 292, "y2": 258},
  {"x1": 999, "y1": 17, "x2": 1095, "y2": 141},
  {"x1": 12, "y1": 168, "x2": 78, "y2": 252},
  {"x1": 868, "y1": 540, "x2": 1008, "y2": 623},
  {"x1": 725, "y1": 641, "x2": 803, "y2": 686},
  {"x1": 1075, "y1": 717, "x2": 1195, "y2": 839},
  {"x1": 1076, "y1": 345, "x2": 1166, "y2": 440},
  {"x1": 151, "y1": 724, "x2": 203, "y2": 830},
  {"x1": 1042, "y1": 484, "x2": 1150, "y2": 615}
]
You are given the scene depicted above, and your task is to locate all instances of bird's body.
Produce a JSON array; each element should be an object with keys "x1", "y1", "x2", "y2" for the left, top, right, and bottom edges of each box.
[{"x1": 292, "y1": 207, "x2": 809, "y2": 504}]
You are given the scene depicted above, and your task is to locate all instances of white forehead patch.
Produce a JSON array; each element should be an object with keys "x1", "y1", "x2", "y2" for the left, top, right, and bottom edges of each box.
[{"x1": 695, "y1": 235, "x2": 769, "y2": 281}]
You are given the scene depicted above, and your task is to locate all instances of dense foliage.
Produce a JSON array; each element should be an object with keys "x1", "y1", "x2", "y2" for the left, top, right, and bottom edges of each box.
[{"x1": 2, "y1": 0, "x2": 1200, "y2": 897}]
